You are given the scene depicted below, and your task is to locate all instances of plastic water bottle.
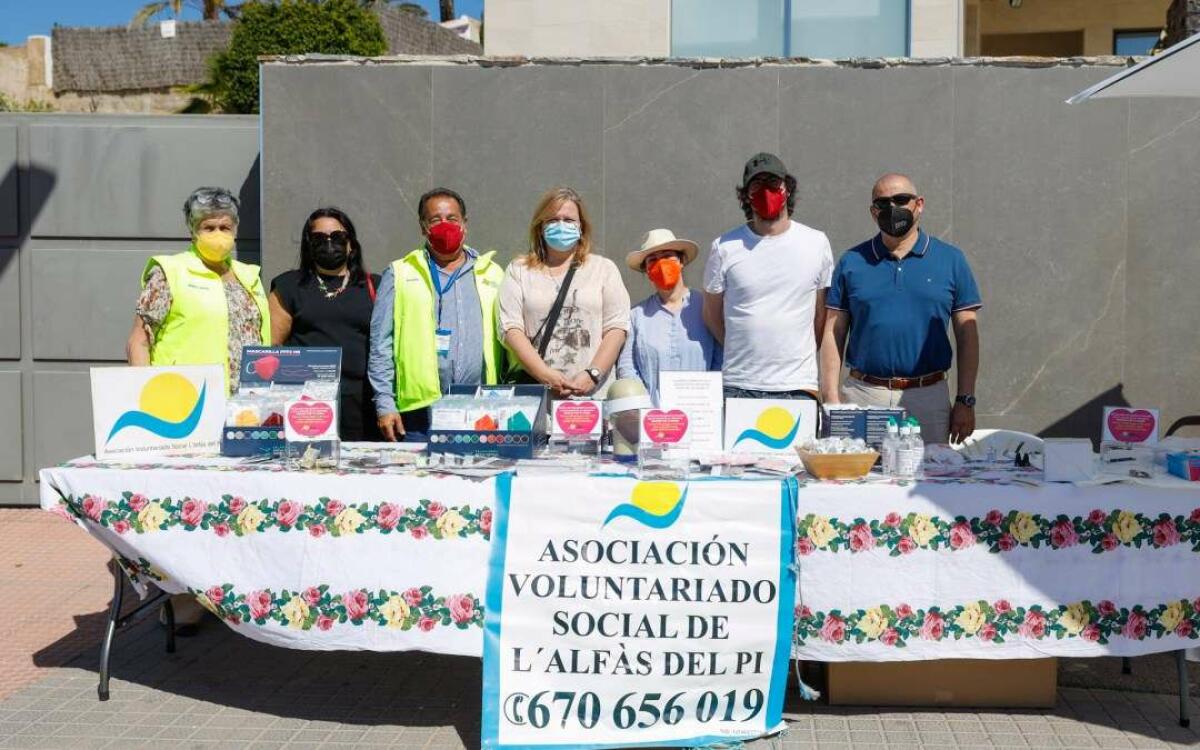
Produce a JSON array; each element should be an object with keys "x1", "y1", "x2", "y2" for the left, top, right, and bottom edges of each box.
[
  {"x1": 880, "y1": 418, "x2": 900, "y2": 477},
  {"x1": 907, "y1": 417, "x2": 925, "y2": 479},
  {"x1": 895, "y1": 423, "x2": 917, "y2": 479}
]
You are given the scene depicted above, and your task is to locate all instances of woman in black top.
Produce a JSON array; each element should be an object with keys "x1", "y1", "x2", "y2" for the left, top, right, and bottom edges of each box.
[{"x1": 269, "y1": 208, "x2": 383, "y2": 441}]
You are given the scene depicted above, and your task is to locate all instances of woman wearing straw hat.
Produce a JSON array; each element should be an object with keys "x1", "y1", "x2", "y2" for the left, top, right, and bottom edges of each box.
[{"x1": 617, "y1": 229, "x2": 722, "y2": 406}]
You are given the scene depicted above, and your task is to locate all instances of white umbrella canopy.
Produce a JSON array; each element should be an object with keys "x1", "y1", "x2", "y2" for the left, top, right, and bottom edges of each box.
[{"x1": 1067, "y1": 32, "x2": 1200, "y2": 103}]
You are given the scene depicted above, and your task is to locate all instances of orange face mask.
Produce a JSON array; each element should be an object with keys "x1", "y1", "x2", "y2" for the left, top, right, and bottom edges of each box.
[{"x1": 647, "y1": 256, "x2": 682, "y2": 292}]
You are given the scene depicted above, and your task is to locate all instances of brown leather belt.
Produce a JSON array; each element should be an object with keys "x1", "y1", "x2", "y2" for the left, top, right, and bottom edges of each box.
[{"x1": 850, "y1": 369, "x2": 945, "y2": 390}]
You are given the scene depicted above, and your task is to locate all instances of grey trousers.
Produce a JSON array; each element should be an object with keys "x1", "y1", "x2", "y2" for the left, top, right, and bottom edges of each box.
[{"x1": 841, "y1": 377, "x2": 951, "y2": 444}]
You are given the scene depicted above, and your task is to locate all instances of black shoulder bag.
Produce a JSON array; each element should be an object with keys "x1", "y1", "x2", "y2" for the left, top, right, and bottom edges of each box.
[{"x1": 508, "y1": 262, "x2": 578, "y2": 384}]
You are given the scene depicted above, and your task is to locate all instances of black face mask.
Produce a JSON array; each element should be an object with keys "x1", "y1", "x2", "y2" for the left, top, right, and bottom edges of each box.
[
  {"x1": 312, "y1": 238, "x2": 349, "y2": 271},
  {"x1": 876, "y1": 205, "x2": 916, "y2": 238}
]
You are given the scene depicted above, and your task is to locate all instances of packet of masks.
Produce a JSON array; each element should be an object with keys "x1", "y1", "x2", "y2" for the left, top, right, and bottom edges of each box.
[{"x1": 798, "y1": 437, "x2": 870, "y2": 455}]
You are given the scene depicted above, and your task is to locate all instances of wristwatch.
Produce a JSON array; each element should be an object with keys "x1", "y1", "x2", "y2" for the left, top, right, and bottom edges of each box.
[
  {"x1": 585, "y1": 367, "x2": 602, "y2": 384},
  {"x1": 955, "y1": 394, "x2": 977, "y2": 408}
]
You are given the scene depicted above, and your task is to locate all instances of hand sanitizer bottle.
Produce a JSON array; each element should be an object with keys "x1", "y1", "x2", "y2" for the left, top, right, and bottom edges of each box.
[
  {"x1": 907, "y1": 417, "x2": 925, "y2": 479},
  {"x1": 895, "y1": 423, "x2": 916, "y2": 479},
  {"x1": 881, "y1": 418, "x2": 900, "y2": 477}
]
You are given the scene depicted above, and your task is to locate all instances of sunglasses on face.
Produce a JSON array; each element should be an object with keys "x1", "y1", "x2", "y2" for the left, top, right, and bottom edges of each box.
[
  {"x1": 872, "y1": 194, "x2": 917, "y2": 210},
  {"x1": 311, "y1": 230, "x2": 350, "y2": 244}
]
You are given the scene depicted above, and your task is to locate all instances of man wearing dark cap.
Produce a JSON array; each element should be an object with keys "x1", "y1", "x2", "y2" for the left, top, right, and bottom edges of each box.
[{"x1": 702, "y1": 152, "x2": 833, "y2": 402}]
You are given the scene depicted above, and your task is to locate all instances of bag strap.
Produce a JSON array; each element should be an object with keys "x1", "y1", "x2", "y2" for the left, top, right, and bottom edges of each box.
[{"x1": 532, "y1": 261, "x2": 579, "y2": 359}]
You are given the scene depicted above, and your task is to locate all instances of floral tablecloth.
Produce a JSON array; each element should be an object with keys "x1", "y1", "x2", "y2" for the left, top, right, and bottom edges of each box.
[
  {"x1": 40, "y1": 457, "x2": 1200, "y2": 662},
  {"x1": 40, "y1": 456, "x2": 494, "y2": 656},
  {"x1": 791, "y1": 477, "x2": 1200, "y2": 661}
]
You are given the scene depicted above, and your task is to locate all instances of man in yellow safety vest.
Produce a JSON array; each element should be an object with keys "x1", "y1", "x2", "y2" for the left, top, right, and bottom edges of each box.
[{"x1": 368, "y1": 188, "x2": 504, "y2": 441}]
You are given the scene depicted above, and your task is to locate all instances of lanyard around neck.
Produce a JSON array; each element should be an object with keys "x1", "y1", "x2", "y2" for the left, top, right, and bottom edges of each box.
[{"x1": 426, "y1": 250, "x2": 471, "y2": 324}]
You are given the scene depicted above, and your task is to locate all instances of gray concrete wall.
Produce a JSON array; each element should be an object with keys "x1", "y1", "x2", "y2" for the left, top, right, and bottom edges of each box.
[
  {"x1": 261, "y1": 58, "x2": 1200, "y2": 444},
  {"x1": 0, "y1": 113, "x2": 260, "y2": 504}
]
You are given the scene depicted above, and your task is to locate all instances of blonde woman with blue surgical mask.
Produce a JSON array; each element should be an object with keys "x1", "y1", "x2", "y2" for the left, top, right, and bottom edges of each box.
[
  {"x1": 126, "y1": 186, "x2": 271, "y2": 394},
  {"x1": 499, "y1": 187, "x2": 630, "y2": 398}
]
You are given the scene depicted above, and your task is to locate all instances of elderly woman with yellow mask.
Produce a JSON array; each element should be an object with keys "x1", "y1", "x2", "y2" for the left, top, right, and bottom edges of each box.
[{"x1": 126, "y1": 187, "x2": 270, "y2": 394}]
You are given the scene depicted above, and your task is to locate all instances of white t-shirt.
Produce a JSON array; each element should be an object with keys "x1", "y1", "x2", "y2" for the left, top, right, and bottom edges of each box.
[{"x1": 703, "y1": 220, "x2": 834, "y2": 391}]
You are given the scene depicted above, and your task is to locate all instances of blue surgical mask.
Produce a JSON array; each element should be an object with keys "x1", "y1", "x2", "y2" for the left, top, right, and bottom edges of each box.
[{"x1": 542, "y1": 221, "x2": 581, "y2": 252}]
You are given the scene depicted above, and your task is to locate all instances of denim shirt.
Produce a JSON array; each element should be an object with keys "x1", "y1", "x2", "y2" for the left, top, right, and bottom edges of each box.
[{"x1": 616, "y1": 288, "x2": 722, "y2": 406}]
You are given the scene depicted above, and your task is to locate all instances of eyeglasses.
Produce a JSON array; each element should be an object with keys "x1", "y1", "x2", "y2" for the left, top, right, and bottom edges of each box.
[
  {"x1": 311, "y1": 231, "x2": 350, "y2": 244},
  {"x1": 872, "y1": 194, "x2": 917, "y2": 210}
]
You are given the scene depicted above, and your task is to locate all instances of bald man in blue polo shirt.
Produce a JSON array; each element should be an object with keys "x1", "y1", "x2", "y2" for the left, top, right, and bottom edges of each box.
[{"x1": 819, "y1": 173, "x2": 981, "y2": 444}]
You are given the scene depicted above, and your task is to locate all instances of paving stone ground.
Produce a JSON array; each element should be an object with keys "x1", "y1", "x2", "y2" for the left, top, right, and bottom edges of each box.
[{"x1": 3, "y1": 508, "x2": 1200, "y2": 749}]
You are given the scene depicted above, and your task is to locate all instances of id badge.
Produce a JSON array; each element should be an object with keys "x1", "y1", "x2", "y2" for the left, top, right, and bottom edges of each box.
[{"x1": 436, "y1": 328, "x2": 452, "y2": 357}]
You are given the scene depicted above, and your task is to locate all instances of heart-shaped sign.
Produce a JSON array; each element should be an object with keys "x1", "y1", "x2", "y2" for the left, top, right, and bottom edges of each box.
[
  {"x1": 287, "y1": 401, "x2": 334, "y2": 438},
  {"x1": 643, "y1": 409, "x2": 689, "y2": 444},
  {"x1": 250, "y1": 355, "x2": 281, "y2": 381},
  {"x1": 1106, "y1": 408, "x2": 1157, "y2": 443},
  {"x1": 555, "y1": 401, "x2": 601, "y2": 436}
]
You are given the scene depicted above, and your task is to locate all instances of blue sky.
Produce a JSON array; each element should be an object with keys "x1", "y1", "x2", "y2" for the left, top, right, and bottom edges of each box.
[{"x1": 0, "y1": 0, "x2": 485, "y2": 46}]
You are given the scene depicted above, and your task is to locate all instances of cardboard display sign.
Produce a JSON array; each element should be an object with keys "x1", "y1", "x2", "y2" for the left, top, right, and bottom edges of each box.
[
  {"x1": 723, "y1": 398, "x2": 817, "y2": 455},
  {"x1": 240, "y1": 346, "x2": 341, "y2": 388},
  {"x1": 640, "y1": 408, "x2": 691, "y2": 447},
  {"x1": 284, "y1": 399, "x2": 339, "y2": 442},
  {"x1": 1102, "y1": 407, "x2": 1159, "y2": 445},
  {"x1": 658, "y1": 372, "x2": 723, "y2": 453},
  {"x1": 551, "y1": 400, "x2": 603, "y2": 439},
  {"x1": 91, "y1": 365, "x2": 226, "y2": 459}
]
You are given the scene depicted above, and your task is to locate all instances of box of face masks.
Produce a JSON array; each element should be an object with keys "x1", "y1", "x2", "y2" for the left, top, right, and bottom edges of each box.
[
  {"x1": 221, "y1": 346, "x2": 342, "y2": 458},
  {"x1": 427, "y1": 385, "x2": 548, "y2": 459},
  {"x1": 824, "y1": 405, "x2": 907, "y2": 450}
]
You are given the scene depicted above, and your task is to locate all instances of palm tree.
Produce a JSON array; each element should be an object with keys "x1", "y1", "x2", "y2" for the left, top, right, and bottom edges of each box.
[
  {"x1": 130, "y1": 0, "x2": 236, "y2": 28},
  {"x1": 439, "y1": 0, "x2": 455, "y2": 22}
]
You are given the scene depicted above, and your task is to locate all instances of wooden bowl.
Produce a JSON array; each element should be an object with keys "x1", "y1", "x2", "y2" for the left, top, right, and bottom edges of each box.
[{"x1": 796, "y1": 450, "x2": 880, "y2": 480}]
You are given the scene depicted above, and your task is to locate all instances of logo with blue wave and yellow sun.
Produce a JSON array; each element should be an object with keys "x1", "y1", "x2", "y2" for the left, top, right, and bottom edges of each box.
[
  {"x1": 602, "y1": 482, "x2": 688, "y2": 529},
  {"x1": 106, "y1": 373, "x2": 207, "y2": 444},
  {"x1": 733, "y1": 406, "x2": 802, "y2": 450}
]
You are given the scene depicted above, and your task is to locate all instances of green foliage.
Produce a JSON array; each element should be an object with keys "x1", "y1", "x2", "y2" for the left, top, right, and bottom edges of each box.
[
  {"x1": 0, "y1": 93, "x2": 55, "y2": 112},
  {"x1": 396, "y1": 2, "x2": 429, "y2": 17},
  {"x1": 207, "y1": 0, "x2": 388, "y2": 114}
]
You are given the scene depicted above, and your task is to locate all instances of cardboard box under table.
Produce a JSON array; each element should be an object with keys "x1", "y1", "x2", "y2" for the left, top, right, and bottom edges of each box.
[{"x1": 827, "y1": 658, "x2": 1057, "y2": 707}]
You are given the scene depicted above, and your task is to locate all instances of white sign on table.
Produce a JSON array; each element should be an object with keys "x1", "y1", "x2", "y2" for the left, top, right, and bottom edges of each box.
[
  {"x1": 658, "y1": 371, "x2": 723, "y2": 453},
  {"x1": 90, "y1": 365, "x2": 225, "y2": 459},
  {"x1": 483, "y1": 475, "x2": 794, "y2": 749},
  {"x1": 723, "y1": 398, "x2": 816, "y2": 455}
]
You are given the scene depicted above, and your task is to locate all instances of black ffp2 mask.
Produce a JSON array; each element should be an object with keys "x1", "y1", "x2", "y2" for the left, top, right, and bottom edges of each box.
[
  {"x1": 876, "y1": 205, "x2": 915, "y2": 238},
  {"x1": 313, "y1": 238, "x2": 349, "y2": 270}
]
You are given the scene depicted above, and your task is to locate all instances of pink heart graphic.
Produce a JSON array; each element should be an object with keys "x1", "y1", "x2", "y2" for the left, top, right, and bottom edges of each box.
[
  {"x1": 287, "y1": 401, "x2": 334, "y2": 438},
  {"x1": 1107, "y1": 408, "x2": 1156, "y2": 443},
  {"x1": 251, "y1": 355, "x2": 280, "y2": 381},
  {"x1": 643, "y1": 409, "x2": 689, "y2": 444},
  {"x1": 555, "y1": 401, "x2": 600, "y2": 436}
]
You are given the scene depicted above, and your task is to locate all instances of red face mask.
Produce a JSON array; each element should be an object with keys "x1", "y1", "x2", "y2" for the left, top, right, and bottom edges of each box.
[
  {"x1": 426, "y1": 221, "x2": 464, "y2": 256},
  {"x1": 750, "y1": 184, "x2": 786, "y2": 220},
  {"x1": 647, "y1": 256, "x2": 682, "y2": 292}
]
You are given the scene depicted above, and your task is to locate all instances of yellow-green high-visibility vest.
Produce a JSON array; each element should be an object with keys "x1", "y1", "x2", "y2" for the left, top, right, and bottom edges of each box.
[
  {"x1": 142, "y1": 247, "x2": 270, "y2": 392},
  {"x1": 390, "y1": 248, "x2": 504, "y2": 412}
]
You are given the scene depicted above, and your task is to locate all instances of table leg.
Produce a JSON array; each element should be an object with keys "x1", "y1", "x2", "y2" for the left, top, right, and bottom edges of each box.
[
  {"x1": 163, "y1": 597, "x2": 176, "y2": 654},
  {"x1": 1178, "y1": 649, "x2": 1191, "y2": 728},
  {"x1": 97, "y1": 563, "x2": 124, "y2": 702}
]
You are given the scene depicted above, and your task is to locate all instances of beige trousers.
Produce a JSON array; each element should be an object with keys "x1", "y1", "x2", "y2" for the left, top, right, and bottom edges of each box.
[{"x1": 841, "y1": 377, "x2": 951, "y2": 444}]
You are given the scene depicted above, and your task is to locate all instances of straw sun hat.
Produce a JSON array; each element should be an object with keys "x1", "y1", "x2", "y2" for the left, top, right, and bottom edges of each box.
[{"x1": 625, "y1": 228, "x2": 699, "y2": 272}]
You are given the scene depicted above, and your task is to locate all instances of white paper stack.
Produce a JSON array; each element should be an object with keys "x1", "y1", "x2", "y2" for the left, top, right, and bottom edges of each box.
[{"x1": 1043, "y1": 438, "x2": 1096, "y2": 482}]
